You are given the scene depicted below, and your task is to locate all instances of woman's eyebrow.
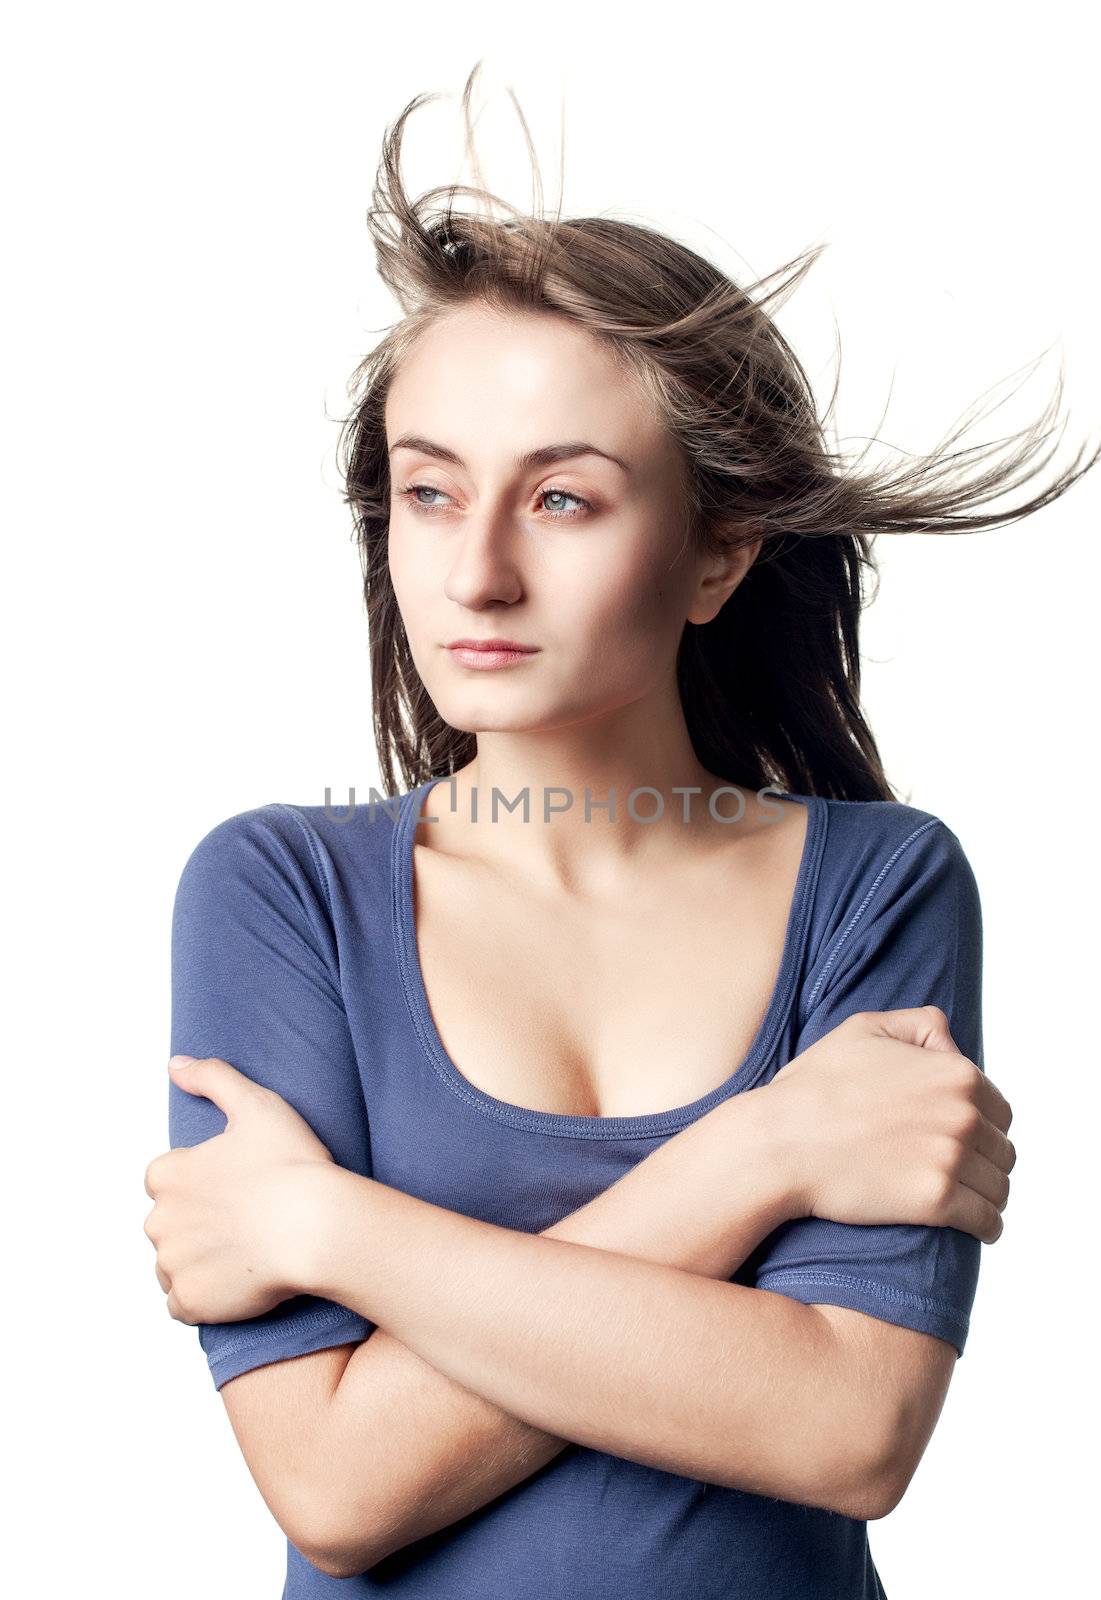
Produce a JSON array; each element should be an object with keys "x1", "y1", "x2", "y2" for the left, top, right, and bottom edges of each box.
[{"x1": 388, "y1": 434, "x2": 631, "y2": 475}]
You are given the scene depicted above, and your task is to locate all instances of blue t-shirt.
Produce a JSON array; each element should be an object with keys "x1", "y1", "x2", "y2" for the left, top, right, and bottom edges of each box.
[{"x1": 169, "y1": 780, "x2": 985, "y2": 1598}]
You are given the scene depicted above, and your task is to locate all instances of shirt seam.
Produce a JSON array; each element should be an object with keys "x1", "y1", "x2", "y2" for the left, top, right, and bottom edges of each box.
[
  {"x1": 265, "y1": 802, "x2": 355, "y2": 1011},
  {"x1": 754, "y1": 1268, "x2": 970, "y2": 1332},
  {"x1": 204, "y1": 1304, "x2": 367, "y2": 1370},
  {"x1": 271, "y1": 802, "x2": 338, "y2": 926},
  {"x1": 802, "y1": 817, "x2": 945, "y2": 1019}
]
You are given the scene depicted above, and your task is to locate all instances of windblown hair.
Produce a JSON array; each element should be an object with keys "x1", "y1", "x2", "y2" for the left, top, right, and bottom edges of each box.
[{"x1": 336, "y1": 61, "x2": 1098, "y2": 802}]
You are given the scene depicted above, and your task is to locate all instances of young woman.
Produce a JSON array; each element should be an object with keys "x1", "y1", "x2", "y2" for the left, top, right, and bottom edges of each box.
[{"x1": 144, "y1": 66, "x2": 1091, "y2": 1598}]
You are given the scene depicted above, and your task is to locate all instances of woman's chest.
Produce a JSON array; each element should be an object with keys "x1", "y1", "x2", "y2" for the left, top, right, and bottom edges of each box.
[{"x1": 407, "y1": 833, "x2": 799, "y2": 1121}]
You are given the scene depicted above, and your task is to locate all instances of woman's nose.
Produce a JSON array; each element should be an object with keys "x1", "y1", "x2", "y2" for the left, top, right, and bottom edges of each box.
[{"x1": 443, "y1": 514, "x2": 526, "y2": 608}]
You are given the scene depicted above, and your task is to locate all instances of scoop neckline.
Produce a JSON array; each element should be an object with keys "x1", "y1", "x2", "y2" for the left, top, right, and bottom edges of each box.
[{"x1": 390, "y1": 778, "x2": 829, "y2": 1140}]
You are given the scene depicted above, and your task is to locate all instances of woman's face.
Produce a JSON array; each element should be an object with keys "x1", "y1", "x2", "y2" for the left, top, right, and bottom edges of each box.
[{"x1": 385, "y1": 302, "x2": 748, "y2": 737}]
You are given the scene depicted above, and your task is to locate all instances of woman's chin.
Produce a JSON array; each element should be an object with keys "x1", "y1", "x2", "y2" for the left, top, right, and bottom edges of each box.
[
  {"x1": 429, "y1": 687, "x2": 562, "y2": 735},
  {"x1": 440, "y1": 711, "x2": 549, "y2": 735}
]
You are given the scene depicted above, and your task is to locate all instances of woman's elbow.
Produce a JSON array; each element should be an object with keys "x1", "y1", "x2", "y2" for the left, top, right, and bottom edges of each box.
[
  {"x1": 295, "y1": 1515, "x2": 388, "y2": 1581},
  {"x1": 302, "y1": 1543, "x2": 374, "y2": 1582},
  {"x1": 832, "y1": 1466, "x2": 904, "y2": 1524},
  {"x1": 294, "y1": 1483, "x2": 414, "y2": 1579},
  {"x1": 289, "y1": 1484, "x2": 398, "y2": 1574},
  {"x1": 826, "y1": 1430, "x2": 914, "y2": 1522}
]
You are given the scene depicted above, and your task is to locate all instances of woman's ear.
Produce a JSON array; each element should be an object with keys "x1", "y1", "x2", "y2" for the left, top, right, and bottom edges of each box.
[{"x1": 686, "y1": 528, "x2": 763, "y2": 626}]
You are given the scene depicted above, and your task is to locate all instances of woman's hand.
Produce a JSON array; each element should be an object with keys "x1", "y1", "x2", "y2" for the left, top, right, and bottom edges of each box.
[
  {"x1": 765, "y1": 1006, "x2": 1016, "y2": 1244},
  {"x1": 144, "y1": 1055, "x2": 336, "y2": 1325}
]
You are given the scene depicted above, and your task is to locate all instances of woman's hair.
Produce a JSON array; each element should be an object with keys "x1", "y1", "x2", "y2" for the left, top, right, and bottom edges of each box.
[{"x1": 337, "y1": 63, "x2": 1099, "y2": 803}]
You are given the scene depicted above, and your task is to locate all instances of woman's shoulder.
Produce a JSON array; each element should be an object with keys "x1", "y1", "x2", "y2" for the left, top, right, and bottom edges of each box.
[
  {"x1": 175, "y1": 789, "x2": 410, "y2": 913},
  {"x1": 815, "y1": 790, "x2": 969, "y2": 858},
  {"x1": 809, "y1": 791, "x2": 980, "y2": 938},
  {"x1": 287, "y1": 788, "x2": 412, "y2": 871}
]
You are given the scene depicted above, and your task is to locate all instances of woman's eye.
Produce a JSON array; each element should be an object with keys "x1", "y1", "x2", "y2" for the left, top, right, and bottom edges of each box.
[
  {"x1": 402, "y1": 484, "x2": 450, "y2": 510},
  {"x1": 539, "y1": 488, "x2": 590, "y2": 519},
  {"x1": 397, "y1": 484, "x2": 592, "y2": 520}
]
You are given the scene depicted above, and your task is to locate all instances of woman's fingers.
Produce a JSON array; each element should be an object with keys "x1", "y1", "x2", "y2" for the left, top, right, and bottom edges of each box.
[
  {"x1": 974, "y1": 1070, "x2": 1014, "y2": 1134},
  {"x1": 972, "y1": 1115, "x2": 1016, "y2": 1175},
  {"x1": 944, "y1": 1177, "x2": 1005, "y2": 1244},
  {"x1": 955, "y1": 1147, "x2": 1012, "y2": 1214}
]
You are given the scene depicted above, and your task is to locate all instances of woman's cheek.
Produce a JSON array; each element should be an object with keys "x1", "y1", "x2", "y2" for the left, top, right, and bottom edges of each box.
[{"x1": 579, "y1": 575, "x2": 686, "y2": 694}]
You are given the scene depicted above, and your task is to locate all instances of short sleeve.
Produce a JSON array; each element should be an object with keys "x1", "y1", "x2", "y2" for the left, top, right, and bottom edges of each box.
[
  {"x1": 748, "y1": 815, "x2": 985, "y2": 1357},
  {"x1": 168, "y1": 805, "x2": 375, "y2": 1390}
]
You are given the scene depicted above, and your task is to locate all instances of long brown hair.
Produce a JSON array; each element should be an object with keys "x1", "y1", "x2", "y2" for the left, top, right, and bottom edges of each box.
[{"x1": 336, "y1": 63, "x2": 1099, "y2": 803}]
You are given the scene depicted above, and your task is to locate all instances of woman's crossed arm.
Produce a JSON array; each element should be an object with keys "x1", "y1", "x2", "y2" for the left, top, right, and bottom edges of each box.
[{"x1": 219, "y1": 1078, "x2": 949, "y2": 1578}]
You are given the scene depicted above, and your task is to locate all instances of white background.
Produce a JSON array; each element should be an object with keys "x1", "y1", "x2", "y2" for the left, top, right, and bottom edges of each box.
[{"x1": 5, "y1": 3, "x2": 1098, "y2": 1595}]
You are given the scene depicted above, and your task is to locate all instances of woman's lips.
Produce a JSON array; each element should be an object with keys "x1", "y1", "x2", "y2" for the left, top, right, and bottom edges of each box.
[{"x1": 445, "y1": 641, "x2": 540, "y2": 670}]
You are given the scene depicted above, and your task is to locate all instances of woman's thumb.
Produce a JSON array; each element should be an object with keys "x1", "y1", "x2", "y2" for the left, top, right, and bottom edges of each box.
[
  {"x1": 870, "y1": 1005, "x2": 959, "y2": 1054},
  {"x1": 168, "y1": 1054, "x2": 256, "y2": 1112}
]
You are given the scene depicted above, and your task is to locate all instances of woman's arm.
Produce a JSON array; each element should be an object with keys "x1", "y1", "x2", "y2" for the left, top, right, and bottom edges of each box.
[
  {"x1": 257, "y1": 1083, "x2": 895, "y2": 1577},
  {"x1": 221, "y1": 1083, "x2": 801, "y2": 1575},
  {"x1": 310, "y1": 1161, "x2": 892, "y2": 1508}
]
